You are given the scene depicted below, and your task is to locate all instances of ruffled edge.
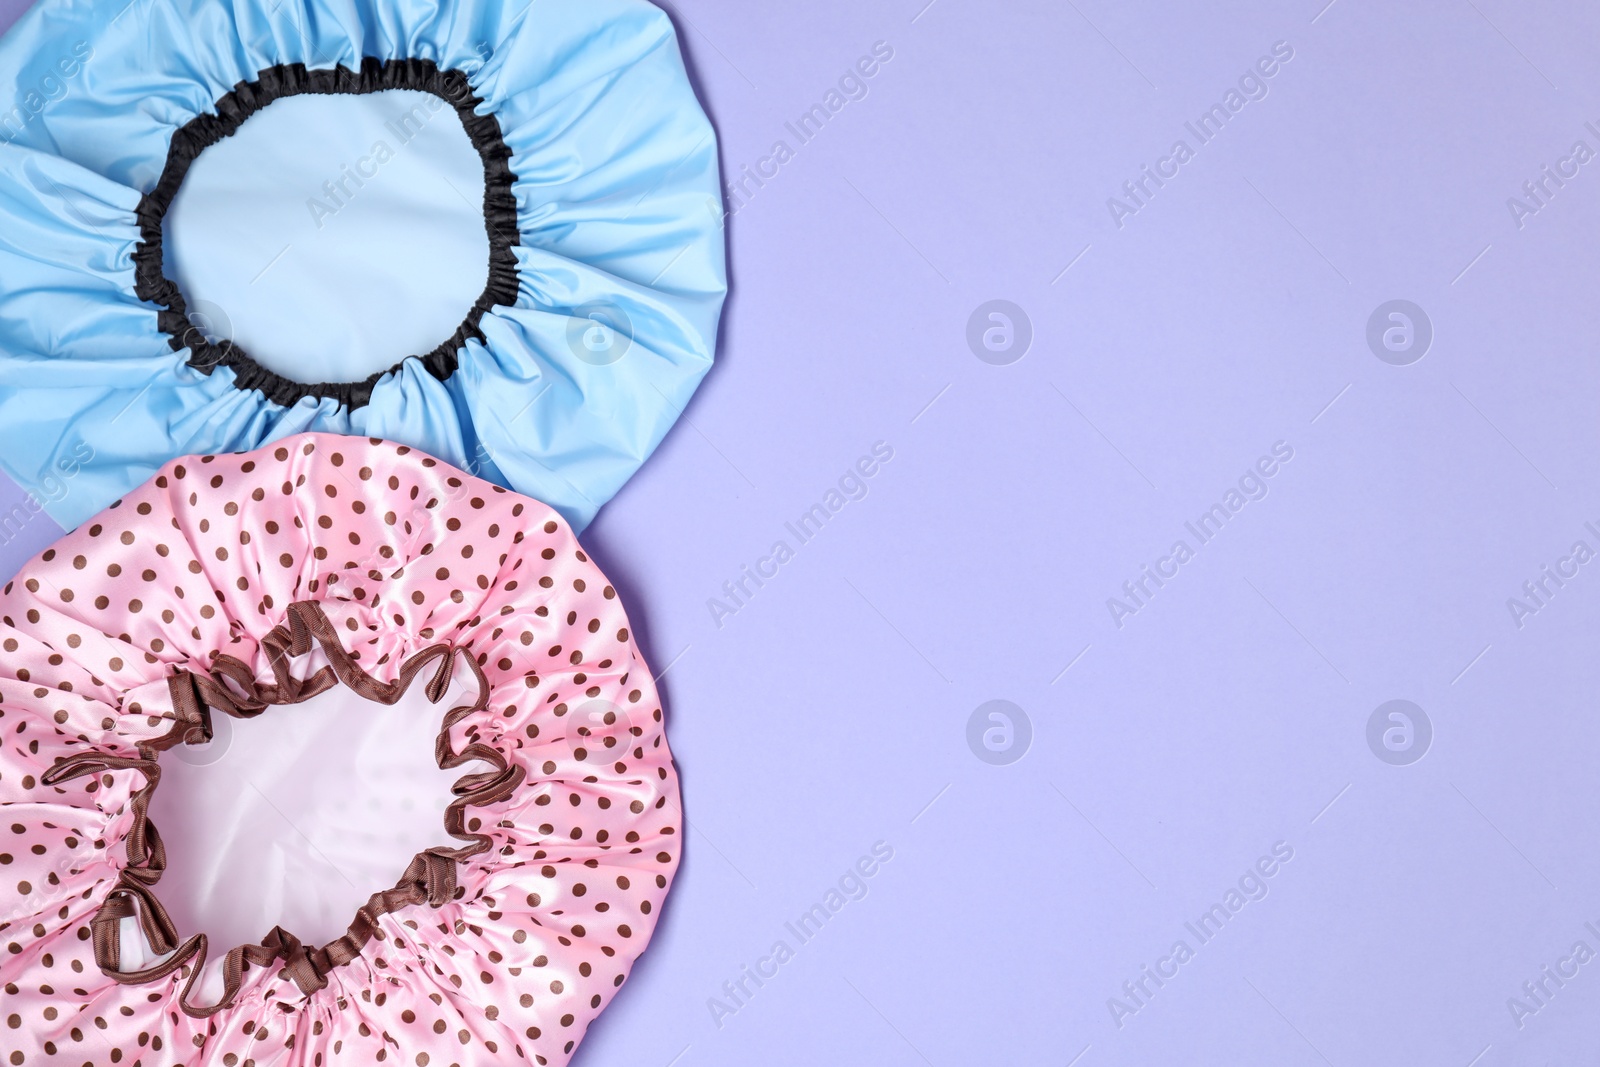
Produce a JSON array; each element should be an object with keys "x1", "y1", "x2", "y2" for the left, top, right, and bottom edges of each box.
[
  {"x1": 130, "y1": 58, "x2": 521, "y2": 410},
  {"x1": 38, "y1": 599, "x2": 524, "y2": 1018}
]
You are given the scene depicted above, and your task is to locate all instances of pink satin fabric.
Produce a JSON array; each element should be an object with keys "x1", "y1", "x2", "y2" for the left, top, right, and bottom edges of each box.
[{"x1": 0, "y1": 432, "x2": 680, "y2": 1065}]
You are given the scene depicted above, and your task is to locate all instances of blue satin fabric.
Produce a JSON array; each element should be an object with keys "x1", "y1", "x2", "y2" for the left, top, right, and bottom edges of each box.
[{"x1": 0, "y1": 0, "x2": 725, "y2": 531}]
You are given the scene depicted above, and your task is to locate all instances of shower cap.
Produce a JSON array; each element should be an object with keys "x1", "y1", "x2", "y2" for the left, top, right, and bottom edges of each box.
[
  {"x1": 0, "y1": 432, "x2": 681, "y2": 1065},
  {"x1": 0, "y1": 0, "x2": 725, "y2": 532}
]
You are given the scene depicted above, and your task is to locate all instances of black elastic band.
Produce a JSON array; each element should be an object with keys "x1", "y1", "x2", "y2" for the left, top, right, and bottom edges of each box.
[{"x1": 131, "y1": 58, "x2": 520, "y2": 410}]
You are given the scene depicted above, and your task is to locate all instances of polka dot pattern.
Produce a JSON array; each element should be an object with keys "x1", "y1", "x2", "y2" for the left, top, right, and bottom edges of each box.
[{"x1": 0, "y1": 433, "x2": 681, "y2": 1065}]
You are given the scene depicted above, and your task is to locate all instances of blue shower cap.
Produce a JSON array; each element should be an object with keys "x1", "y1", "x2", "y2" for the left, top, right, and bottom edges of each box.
[{"x1": 0, "y1": 0, "x2": 725, "y2": 531}]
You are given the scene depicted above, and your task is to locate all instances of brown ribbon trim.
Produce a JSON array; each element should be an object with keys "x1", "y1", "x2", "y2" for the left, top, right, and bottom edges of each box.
[{"x1": 41, "y1": 600, "x2": 524, "y2": 1016}]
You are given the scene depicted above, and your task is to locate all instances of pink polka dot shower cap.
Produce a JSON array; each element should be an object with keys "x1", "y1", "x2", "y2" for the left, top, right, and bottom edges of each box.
[{"x1": 0, "y1": 432, "x2": 680, "y2": 1065}]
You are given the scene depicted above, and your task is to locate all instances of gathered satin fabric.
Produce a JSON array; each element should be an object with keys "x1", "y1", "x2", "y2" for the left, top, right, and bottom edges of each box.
[
  {"x1": 0, "y1": 433, "x2": 681, "y2": 1065},
  {"x1": 0, "y1": 0, "x2": 726, "y2": 532}
]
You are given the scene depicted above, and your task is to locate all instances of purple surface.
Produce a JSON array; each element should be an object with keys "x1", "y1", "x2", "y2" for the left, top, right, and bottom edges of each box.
[
  {"x1": 0, "y1": 461, "x2": 67, "y2": 563},
  {"x1": 5, "y1": 0, "x2": 1600, "y2": 1064}
]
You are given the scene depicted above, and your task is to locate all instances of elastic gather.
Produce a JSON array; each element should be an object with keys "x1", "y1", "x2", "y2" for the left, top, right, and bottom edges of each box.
[
  {"x1": 131, "y1": 58, "x2": 521, "y2": 410},
  {"x1": 40, "y1": 600, "x2": 525, "y2": 1017}
]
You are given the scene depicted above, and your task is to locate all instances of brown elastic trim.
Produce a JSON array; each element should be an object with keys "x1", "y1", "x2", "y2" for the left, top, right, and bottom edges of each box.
[{"x1": 42, "y1": 600, "x2": 524, "y2": 1016}]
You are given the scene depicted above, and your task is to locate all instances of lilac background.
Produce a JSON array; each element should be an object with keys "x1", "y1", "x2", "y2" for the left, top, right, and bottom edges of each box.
[{"x1": 5, "y1": 0, "x2": 1600, "y2": 1063}]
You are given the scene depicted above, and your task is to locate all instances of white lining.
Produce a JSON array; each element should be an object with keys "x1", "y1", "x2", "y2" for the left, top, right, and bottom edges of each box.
[{"x1": 144, "y1": 649, "x2": 473, "y2": 990}]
